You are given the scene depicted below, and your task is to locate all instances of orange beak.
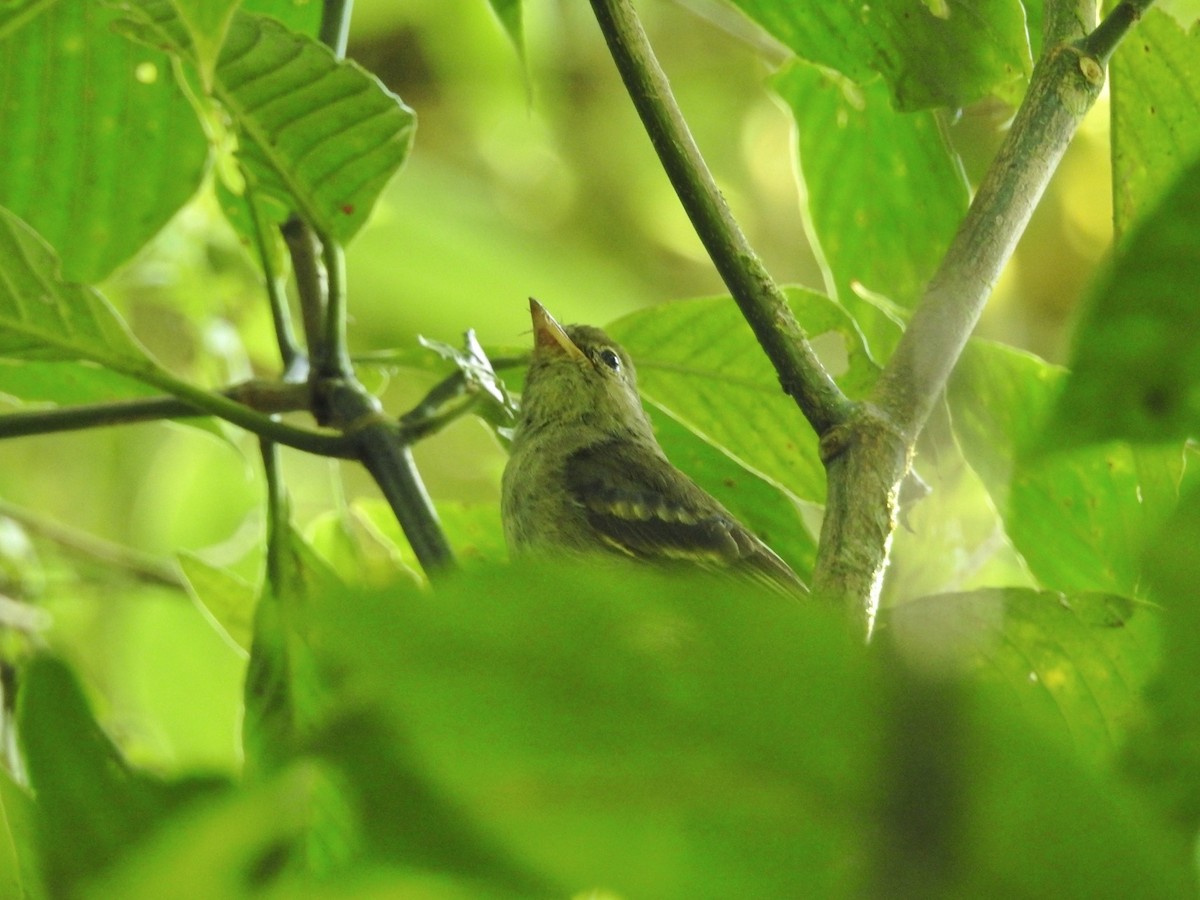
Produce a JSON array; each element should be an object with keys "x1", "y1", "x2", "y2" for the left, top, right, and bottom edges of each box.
[{"x1": 529, "y1": 298, "x2": 586, "y2": 362}]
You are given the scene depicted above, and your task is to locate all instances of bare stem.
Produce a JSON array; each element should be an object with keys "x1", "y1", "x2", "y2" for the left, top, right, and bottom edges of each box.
[{"x1": 588, "y1": 0, "x2": 852, "y2": 436}]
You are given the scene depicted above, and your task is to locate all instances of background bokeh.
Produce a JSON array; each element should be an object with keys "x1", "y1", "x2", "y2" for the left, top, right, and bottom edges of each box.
[{"x1": 0, "y1": 0, "x2": 1114, "y2": 774}]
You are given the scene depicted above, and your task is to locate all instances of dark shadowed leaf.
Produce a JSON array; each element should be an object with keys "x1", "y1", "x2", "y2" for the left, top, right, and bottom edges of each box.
[
  {"x1": 295, "y1": 562, "x2": 1190, "y2": 896},
  {"x1": 1052, "y1": 154, "x2": 1200, "y2": 446},
  {"x1": 608, "y1": 290, "x2": 878, "y2": 504},
  {"x1": 16, "y1": 656, "x2": 228, "y2": 896}
]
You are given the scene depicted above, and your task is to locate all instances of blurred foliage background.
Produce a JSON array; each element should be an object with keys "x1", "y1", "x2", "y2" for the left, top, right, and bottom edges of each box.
[{"x1": 0, "y1": 0, "x2": 1114, "y2": 778}]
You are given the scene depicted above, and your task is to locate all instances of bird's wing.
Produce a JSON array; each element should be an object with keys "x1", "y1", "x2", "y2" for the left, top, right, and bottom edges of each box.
[{"x1": 564, "y1": 441, "x2": 807, "y2": 596}]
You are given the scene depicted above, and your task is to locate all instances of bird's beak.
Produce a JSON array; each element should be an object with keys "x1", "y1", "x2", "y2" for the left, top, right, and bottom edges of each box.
[{"x1": 529, "y1": 298, "x2": 586, "y2": 362}]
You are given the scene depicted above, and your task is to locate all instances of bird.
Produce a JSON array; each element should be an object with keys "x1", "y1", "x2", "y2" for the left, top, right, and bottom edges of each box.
[{"x1": 501, "y1": 298, "x2": 807, "y2": 597}]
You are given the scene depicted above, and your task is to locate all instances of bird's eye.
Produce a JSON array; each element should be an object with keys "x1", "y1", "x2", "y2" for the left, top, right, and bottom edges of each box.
[{"x1": 598, "y1": 348, "x2": 621, "y2": 371}]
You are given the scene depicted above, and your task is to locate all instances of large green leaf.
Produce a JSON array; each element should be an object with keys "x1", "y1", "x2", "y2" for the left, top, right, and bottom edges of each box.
[
  {"x1": 1052, "y1": 153, "x2": 1200, "y2": 447},
  {"x1": 728, "y1": 0, "x2": 1031, "y2": 110},
  {"x1": 884, "y1": 589, "x2": 1161, "y2": 770},
  {"x1": 127, "y1": 1, "x2": 416, "y2": 242},
  {"x1": 1110, "y1": 9, "x2": 1200, "y2": 237},
  {"x1": 774, "y1": 62, "x2": 969, "y2": 308},
  {"x1": 299, "y1": 562, "x2": 1190, "y2": 896},
  {"x1": 0, "y1": 0, "x2": 209, "y2": 281},
  {"x1": 950, "y1": 341, "x2": 1185, "y2": 597},
  {"x1": 607, "y1": 290, "x2": 878, "y2": 504}
]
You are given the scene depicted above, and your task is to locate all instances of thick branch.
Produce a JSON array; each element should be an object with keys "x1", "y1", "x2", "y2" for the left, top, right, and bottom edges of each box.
[
  {"x1": 873, "y1": 28, "x2": 1104, "y2": 442},
  {"x1": 588, "y1": 0, "x2": 852, "y2": 435},
  {"x1": 1081, "y1": 0, "x2": 1157, "y2": 63},
  {"x1": 320, "y1": 379, "x2": 455, "y2": 574},
  {"x1": 815, "y1": 0, "x2": 1110, "y2": 633}
]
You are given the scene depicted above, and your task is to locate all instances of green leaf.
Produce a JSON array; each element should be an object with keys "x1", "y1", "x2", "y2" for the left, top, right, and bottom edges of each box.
[
  {"x1": 884, "y1": 588, "x2": 1162, "y2": 770},
  {"x1": 0, "y1": 0, "x2": 210, "y2": 281},
  {"x1": 1052, "y1": 155, "x2": 1200, "y2": 446},
  {"x1": 1123, "y1": 485, "x2": 1200, "y2": 836},
  {"x1": 0, "y1": 361, "x2": 159, "y2": 407},
  {"x1": 1110, "y1": 9, "x2": 1200, "y2": 236},
  {"x1": 355, "y1": 498, "x2": 506, "y2": 572},
  {"x1": 240, "y1": 0, "x2": 321, "y2": 36},
  {"x1": 242, "y1": 526, "x2": 342, "y2": 774},
  {"x1": 167, "y1": 0, "x2": 239, "y2": 88},
  {"x1": 0, "y1": 768, "x2": 42, "y2": 900},
  {"x1": 0, "y1": 208, "x2": 164, "y2": 376},
  {"x1": 485, "y1": 0, "x2": 523, "y2": 60},
  {"x1": 16, "y1": 656, "x2": 228, "y2": 896},
  {"x1": 773, "y1": 62, "x2": 969, "y2": 308},
  {"x1": 127, "y1": 1, "x2": 416, "y2": 242},
  {"x1": 177, "y1": 551, "x2": 256, "y2": 655},
  {"x1": 950, "y1": 341, "x2": 1185, "y2": 597},
  {"x1": 607, "y1": 290, "x2": 877, "y2": 504},
  {"x1": 301, "y1": 562, "x2": 1191, "y2": 896},
  {"x1": 80, "y1": 761, "x2": 349, "y2": 899},
  {"x1": 728, "y1": 0, "x2": 1031, "y2": 110}
]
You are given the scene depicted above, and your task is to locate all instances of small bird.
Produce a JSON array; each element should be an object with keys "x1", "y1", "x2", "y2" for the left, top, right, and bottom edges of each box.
[{"x1": 501, "y1": 298, "x2": 807, "y2": 596}]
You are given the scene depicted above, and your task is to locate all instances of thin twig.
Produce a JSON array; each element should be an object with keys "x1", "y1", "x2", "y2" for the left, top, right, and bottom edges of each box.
[
  {"x1": 319, "y1": 240, "x2": 352, "y2": 379},
  {"x1": 0, "y1": 500, "x2": 183, "y2": 589},
  {"x1": 588, "y1": 0, "x2": 852, "y2": 436},
  {"x1": 0, "y1": 381, "x2": 311, "y2": 441},
  {"x1": 245, "y1": 181, "x2": 307, "y2": 379}
]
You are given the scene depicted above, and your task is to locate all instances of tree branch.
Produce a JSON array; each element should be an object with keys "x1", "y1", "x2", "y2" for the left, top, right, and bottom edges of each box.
[
  {"x1": 588, "y1": 0, "x2": 852, "y2": 436},
  {"x1": 1080, "y1": 0, "x2": 1157, "y2": 63},
  {"x1": 814, "y1": 0, "x2": 1111, "y2": 634}
]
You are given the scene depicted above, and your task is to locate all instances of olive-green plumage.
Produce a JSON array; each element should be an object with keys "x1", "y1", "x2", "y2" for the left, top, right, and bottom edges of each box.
[{"x1": 501, "y1": 298, "x2": 807, "y2": 597}]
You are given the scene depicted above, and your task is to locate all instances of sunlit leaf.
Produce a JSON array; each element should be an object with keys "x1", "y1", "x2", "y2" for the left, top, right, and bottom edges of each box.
[
  {"x1": 774, "y1": 62, "x2": 969, "y2": 308},
  {"x1": 950, "y1": 341, "x2": 1185, "y2": 597},
  {"x1": 0, "y1": 0, "x2": 210, "y2": 281},
  {"x1": 728, "y1": 0, "x2": 1031, "y2": 109},
  {"x1": 884, "y1": 588, "x2": 1161, "y2": 769},
  {"x1": 0, "y1": 361, "x2": 159, "y2": 406},
  {"x1": 608, "y1": 290, "x2": 877, "y2": 504},
  {"x1": 1110, "y1": 9, "x2": 1200, "y2": 236},
  {"x1": 124, "y1": 1, "x2": 416, "y2": 242},
  {"x1": 1052, "y1": 155, "x2": 1200, "y2": 446},
  {"x1": 177, "y1": 551, "x2": 256, "y2": 655},
  {"x1": 485, "y1": 0, "x2": 524, "y2": 60}
]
